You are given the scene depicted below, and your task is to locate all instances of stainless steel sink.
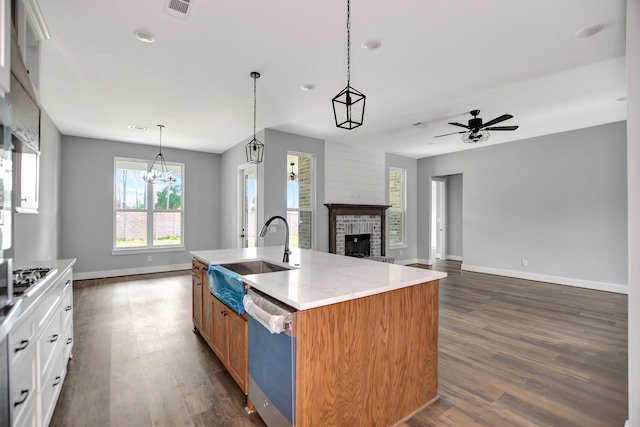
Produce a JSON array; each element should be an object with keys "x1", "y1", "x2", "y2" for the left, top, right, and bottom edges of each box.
[{"x1": 218, "y1": 260, "x2": 293, "y2": 275}]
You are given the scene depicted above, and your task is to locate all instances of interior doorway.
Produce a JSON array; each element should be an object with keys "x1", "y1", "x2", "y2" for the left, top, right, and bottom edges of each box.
[
  {"x1": 239, "y1": 165, "x2": 257, "y2": 248},
  {"x1": 431, "y1": 178, "x2": 446, "y2": 261}
]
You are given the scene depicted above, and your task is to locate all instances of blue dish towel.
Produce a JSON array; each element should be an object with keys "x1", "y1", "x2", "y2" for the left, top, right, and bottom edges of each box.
[{"x1": 207, "y1": 264, "x2": 245, "y2": 315}]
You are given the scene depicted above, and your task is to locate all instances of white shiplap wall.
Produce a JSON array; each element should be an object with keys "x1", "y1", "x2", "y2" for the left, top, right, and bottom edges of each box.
[{"x1": 325, "y1": 141, "x2": 386, "y2": 204}]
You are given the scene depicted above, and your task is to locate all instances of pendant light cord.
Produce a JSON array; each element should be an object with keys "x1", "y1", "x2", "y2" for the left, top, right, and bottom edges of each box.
[
  {"x1": 253, "y1": 76, "x2": 257, "y2": 140},
  {"x1": 346, "y1": 0, "x2": 351, "y2": 86},
  {"x1": 157, "y1": 124, "x2": 164, "y2": 155}
]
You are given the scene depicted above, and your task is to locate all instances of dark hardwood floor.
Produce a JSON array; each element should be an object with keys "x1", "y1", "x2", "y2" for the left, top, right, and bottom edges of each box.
[{"x1": 51, "y1": 261, "x2": 627, "y2": 427}]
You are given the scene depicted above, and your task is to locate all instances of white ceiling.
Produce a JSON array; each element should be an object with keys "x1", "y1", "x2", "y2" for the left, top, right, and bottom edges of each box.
[{"x1": 36, "y1": 0, "x2": 627, "y2": 159}]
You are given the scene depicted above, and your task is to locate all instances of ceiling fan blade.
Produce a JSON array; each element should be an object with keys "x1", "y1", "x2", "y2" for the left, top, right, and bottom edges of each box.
[
  {"x1": 484, "y1": 125, "x2": 519, "y2": 131},
  {"x1": 434, "y1": 131, "x2": 466, "y2": 138},
  {"x1": 481, "y1": 114, "x2": 513, "y2": 128},
  {"x1": 448, "y1": 122, "x2": 470, "y2": 129}
]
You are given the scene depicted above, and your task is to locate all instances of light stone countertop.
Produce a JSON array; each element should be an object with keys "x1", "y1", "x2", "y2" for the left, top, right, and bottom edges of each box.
[{"x1": 191, "y1": 247, "x2": 446, "y2": 310}]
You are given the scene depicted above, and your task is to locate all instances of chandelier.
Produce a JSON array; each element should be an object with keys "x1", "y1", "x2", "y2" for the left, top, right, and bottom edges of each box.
[
  {"x1": 246, "y1": 71, "x2": 265, "y2": 164},
  {"x1": 332, "y1": 0, "x2": 366, "y2": 130},
  {"x1": 143, "y1": 125, "x2": 176, "y2": 183}
]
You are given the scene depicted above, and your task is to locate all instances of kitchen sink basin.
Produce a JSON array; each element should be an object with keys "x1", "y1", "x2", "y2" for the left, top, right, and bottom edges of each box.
[{"x1": 218, "y1": 260, "x2": 293, "y2": 276}]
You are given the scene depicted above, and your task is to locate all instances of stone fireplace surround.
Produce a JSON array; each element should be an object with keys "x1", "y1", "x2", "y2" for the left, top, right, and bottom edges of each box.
[{"x1": 325, "y1": 204, "x2": 391, "y2": 256}]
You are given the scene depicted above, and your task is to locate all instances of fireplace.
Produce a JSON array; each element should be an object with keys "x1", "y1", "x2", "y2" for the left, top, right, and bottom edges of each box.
[
  {"x1": 345, "y1": 234, "x2": 370, "y2": 258},
  {"x1": 325, "y1": 204, "x2": 391, "y2": 256}
]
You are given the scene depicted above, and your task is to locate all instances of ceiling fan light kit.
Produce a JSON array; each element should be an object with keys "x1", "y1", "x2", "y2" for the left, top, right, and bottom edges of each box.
[
  {"x1": 332, "y1": 0, "x2": 366, "y2": 130},
  {"x1": 434, "y1": 109, "x2": 519, "y2": 143}
]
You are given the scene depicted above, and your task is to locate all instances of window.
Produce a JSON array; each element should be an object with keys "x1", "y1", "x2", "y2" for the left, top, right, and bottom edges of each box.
[
  {"x1": 287, "y1": 153, "x2": 314, "y2": 250},
  {"x1": 389, "y1": 167, "x2": 406, "y2": 247},
  {"x1": 114, "y1": 158, "x2": 184, "y2": 251}
]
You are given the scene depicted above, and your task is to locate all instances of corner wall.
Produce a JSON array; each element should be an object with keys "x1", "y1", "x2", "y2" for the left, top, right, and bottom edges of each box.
[
  {"x1": 418, "y1": 121, "x2": 627, "y2": 292},
  {"x1": 627, "y1": 0, "x2": 639, "y2": 424}
]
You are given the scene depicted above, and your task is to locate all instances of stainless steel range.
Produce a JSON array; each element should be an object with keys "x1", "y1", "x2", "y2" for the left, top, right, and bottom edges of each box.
[{"x1": 12, "y1": 267, "x2": 55, "y2": 296}]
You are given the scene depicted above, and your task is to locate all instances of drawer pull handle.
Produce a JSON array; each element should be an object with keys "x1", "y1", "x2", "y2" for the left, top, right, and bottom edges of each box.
[
  {"x1": 53, "y1": 376, "x2": 61, "y2": 387},
  {"x1": 67, "y1": 337, "x2": 73, "y2": 344},
  {"x1": 66, "y1": 280, "x2": 71, "y2": 286},
  {"x1": 14, "y1": 389, "x2": 29, "y2": 407},
  {"x1": 194, "y1": 265, "x2": 200, "y2": 270},
  {"x1": 15, "y1": 339, "x2": 29, "y2": 352},
  {"x1": 50, "y1": 334, "x2": 59, "y2": 343},
  {"x1": 65, "y1": 305, "x2": 72, "y2": 311}
]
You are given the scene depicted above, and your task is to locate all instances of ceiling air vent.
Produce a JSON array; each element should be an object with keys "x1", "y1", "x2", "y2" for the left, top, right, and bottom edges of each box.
[{"x1": 164, "y1": 0, "x2": 194, "y2": 20}]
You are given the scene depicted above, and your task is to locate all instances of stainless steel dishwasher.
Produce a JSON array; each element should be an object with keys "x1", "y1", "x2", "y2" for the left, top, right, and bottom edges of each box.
[{"x1": 244, "y1": 288, "x2": 296, "y2": 427}]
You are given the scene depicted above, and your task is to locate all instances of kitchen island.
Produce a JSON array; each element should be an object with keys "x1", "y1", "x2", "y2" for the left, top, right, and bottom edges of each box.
[{"x1": 192, "y1": 247, "x2": 446, "y2": 427}]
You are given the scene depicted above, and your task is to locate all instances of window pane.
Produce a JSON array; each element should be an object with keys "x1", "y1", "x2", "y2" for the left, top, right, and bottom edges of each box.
[
  {"x1": 115, "y1": 211, "x2": 147, "y2": 247},
  {"x1": 153, "y1": 212, "x2": 182, "y2": 246},
  {"x1": 287, "y1": 181, "x2": 299, "y2": 209},
  {"x1": 389, "y1": 211, "x2": 404, "y2": 245},
  {"x1": 115, "y1": 165, "x2": 147, "y2": 210},
  {"x1": 154, "y1": 182, "x2": 182, "y2": 210},
  {"x1": 389, "y1": 169, "x2": 403, "y2": 210},
  {"x1": 297, "y1": 157, "x2": 312, "y2": 209}
]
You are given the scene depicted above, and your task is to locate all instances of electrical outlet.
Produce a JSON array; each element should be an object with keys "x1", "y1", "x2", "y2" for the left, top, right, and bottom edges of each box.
[
  {"x1": 399, "y1": 250, "x2": 403, "y2": 256},
  {"x1": 148, "y1": 255, "x2": 152, "y2": 262},
  {"x1": 521, "y1": 259, "x2": 528, "y2": 267}
]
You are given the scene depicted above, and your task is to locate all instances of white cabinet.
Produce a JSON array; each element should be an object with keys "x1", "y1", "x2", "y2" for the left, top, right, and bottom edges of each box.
[
  {"x1": 13, "y1": 0, "x2": 50, "y2": 97},
  {"x1": 0, "y1": 0, "x2": 10, "y2": 95},
  {"x1": 9, "y1": 265, "x2": 74, "y2": 427},
  {"x1": 14, "y1": 145, "x2": 39, "y2": 213}
]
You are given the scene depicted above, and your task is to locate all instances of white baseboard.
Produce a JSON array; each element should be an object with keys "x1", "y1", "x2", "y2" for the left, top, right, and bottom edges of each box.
[
  {"x1": 445, "y1": 255, "x2": 463, "y2": 261},
  {"x1": 624, "y1": 420, "x2": 628, "y2": 427},
  {"x1": 73, "y1": 263, "x2": 191, "y2": 281},
  {"x1": 461, "y1": 264, "x2": 628, "y2": 294},
  {"x1": 394, "y1": 258, "x2": 419, "y2": 266}
]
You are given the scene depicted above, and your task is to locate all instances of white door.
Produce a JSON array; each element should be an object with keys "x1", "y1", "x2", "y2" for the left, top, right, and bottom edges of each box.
[
  {"x1": 240, "y1": 166, "x2": 257, "y2": 248},
  {"x1": 431, "y1": 178, "x2": 446, "y2": 261}
]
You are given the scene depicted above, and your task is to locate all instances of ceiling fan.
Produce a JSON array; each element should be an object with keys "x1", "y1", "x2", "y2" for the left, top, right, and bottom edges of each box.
[{"x1": 434, "y1": 110, "x2": 519, "y2": 143}]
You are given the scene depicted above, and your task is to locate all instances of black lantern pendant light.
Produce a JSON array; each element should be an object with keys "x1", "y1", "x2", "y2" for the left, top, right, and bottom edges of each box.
[
  {"x1": 332, "y1": 0, "x2": 366, "y2": 130},
  {"x1": 143, "y1": 124, "x2": 176, "y2": 183},
  {"x1": 246, "y1": 71, "x2": 265, "y2": 164}
]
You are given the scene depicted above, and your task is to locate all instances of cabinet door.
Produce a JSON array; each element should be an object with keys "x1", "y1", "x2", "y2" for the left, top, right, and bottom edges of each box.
[
  {"x1": 201, "y1": 288, "x2": 212, "y2": 344},
  {"x1": 211, "y1": 298, "x2": 228, "y2": 363},
  {"x1": 227, "y1": 312, "x2": 248, "y2": 394}
]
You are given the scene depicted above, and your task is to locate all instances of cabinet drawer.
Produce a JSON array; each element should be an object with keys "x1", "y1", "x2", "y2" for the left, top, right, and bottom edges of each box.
[
  {"x1": 39, "y1": 313, "x2": 63, "y2": 387},
  {"x1": 40, "y1": 347, "x2": 66, "y2": 427},
  {"x1": 9, "y1": 309, "x2": 35, "y2": 367},
  {"x1": 10, "y1": 347, "x2": 36, "y2": 427},
  {"x1": 61, "y1": 287, "x2": 73, "y2": 330},
  {"x1": 36, "y1": 285, "x2": 61, "y2": 331},
  {"x1": 63, "y1": 321, "x2": 73, "y2": 362}
]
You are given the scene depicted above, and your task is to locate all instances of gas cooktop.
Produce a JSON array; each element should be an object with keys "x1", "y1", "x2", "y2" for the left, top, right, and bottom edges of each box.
[{"x1": 13, "y1": 267, "x2": 55, "y2": 296}]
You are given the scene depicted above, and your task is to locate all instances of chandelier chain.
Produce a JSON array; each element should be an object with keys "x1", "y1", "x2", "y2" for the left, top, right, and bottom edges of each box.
[{"x1": 347, "y1": 0, "x2": 351, "y2": 86}]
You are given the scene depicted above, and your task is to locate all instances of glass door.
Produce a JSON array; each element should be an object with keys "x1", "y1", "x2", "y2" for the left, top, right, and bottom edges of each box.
[{"x1": 241, "y1": 166, "x2": 257, "y2": 248}]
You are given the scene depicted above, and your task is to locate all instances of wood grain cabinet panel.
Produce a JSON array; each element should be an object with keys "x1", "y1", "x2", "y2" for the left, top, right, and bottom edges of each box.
[
  {"x1": 226, "y1": 310, "x2": 248, "y2": 393},
  {"x1": 191, "y1": 260, "x2": 206, "y2": 332},
  {"x1": 211, "y1": 297, "x2": 228, "y2": 362}
]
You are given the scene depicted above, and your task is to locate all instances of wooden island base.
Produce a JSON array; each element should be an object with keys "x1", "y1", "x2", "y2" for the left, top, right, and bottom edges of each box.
[{"x1": 294, "y1": 280, "x2": 439, "y2": 427}]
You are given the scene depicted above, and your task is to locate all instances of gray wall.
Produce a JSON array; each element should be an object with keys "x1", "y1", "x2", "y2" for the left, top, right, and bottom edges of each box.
[
  {"x1": 13, "y1": 110, "x2": 61, "y2": 264},
  {"x1": 220, "y1": 129, "x2": 327, "y2": 252},
  {"x1": 418, "y1": 121, "x2": 627, "y2": 288},
  {"x1": 60, "y1": 136, "x2": 221, "y2": 275},
  {"x1": 445, "y1": 173, "x2": 463, "y2": 259},
  {"x1": 627, "y1": 0, "x2": 639, "y2": 424},
  {"x1": 385, "y1": 153, "x2": 417, "y2": 263}
]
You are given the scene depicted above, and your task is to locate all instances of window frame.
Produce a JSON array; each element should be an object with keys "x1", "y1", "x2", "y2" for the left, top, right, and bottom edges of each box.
[
  {"x1": 286, "y1": 151, "x2": 316, "y2": 250},
  {"x1": 388, "y1": 167, "x2": 407, "y2": 249},
  {"x1": 112, "y1": 157, "x2": 186, "y2": 255}
]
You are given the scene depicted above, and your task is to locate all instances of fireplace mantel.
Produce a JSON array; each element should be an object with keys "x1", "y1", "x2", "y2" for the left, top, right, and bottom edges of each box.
[{"x1": 325, "y1": 204, "x2": 391, "y2": 256}]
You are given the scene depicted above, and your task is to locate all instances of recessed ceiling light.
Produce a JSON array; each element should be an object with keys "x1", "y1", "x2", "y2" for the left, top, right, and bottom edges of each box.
[
  {"x1": 413, "y1": 121, "x2": 428, "y2": 129},
  {"x1": 128, "y1": 125, "x2": 150, "y2": 131},
  {"x1": 574, "y1": 24, "x2": 604, "y2": 39},
  {"x1": 617, "y1": 96, "x2": 627, "y2": 102},
  {"x1": 135, "y1": 31, "x2": 155, "y2": 43},
  {"x1": 300, "y1": 83, "x2": 316, "y2": 91},
  {"x1": 362, "y1": 40, "x2": 381, "y2": 50}
]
